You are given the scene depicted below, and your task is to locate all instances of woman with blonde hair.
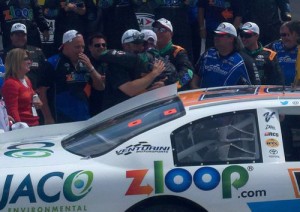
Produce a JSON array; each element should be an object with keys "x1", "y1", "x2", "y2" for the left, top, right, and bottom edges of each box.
[{"x1": 2, "y1": 48, "x2": 42, "y2": 126}]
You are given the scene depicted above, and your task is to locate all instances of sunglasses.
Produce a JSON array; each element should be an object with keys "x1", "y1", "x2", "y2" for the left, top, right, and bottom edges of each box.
[
  {"x1": 239, "y1": 32, "x2": 256, "y2": 39},
  {"x1": 280, "y1": 33, "x2": 289, "y2": 37},
  {"x1": 153, "y1": 27, "x2": 168, "y2": 33},
  {"x1": 94, "y1": 43, "x2": 106, "y2": 48},
  {"x1": 214, "y1": 33, "x2": 231, "y2": 38},
  {"x1": 23, "y1": 56, "x2": 31, "y2": 61}
]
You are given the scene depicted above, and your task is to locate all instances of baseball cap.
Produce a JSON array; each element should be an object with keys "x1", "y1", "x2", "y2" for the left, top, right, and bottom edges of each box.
[
  {"x1": 121, "y1": 29, "x2": 145, "y2": 44},
  {"x1": 241, "y1": 22, "x2": 260, "y2": 34},
  {"x1": 141, "y1": 29, "x2": 157, "y2": 45},
  {"x1": 214, "y1": 22, "x2": 237, "y2": 37},
  {"x1": 62, "y1": 30, "x2": 80, "y2": 44},
  {"x1": 11, "y1": 23, "x2": 27, "y2": 34},
  {"x1": 153, "y1": 18, "x2": 173, "y2": 32}
]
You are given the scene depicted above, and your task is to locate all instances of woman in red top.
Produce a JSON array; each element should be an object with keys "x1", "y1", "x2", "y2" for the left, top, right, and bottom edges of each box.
[{"x1": 2, "y1": 48, "x2": 43, "y2": 126}]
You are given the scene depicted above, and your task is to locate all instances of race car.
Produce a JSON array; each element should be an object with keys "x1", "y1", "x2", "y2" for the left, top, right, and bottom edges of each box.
[{"x1": 1, "y1": 84, "x2": 300, "y2": 212}]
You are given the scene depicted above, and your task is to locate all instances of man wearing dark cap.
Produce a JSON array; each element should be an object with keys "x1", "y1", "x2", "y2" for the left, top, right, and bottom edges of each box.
[
  {"x1": 191, "y1": 22, "x2": 260, "y2": 88},
  {"x1": 102, "y1": 29, "x2": 165, "y2": 109},
  {"x1": 152, "y1": 18, "x2": 194, "y2": 91},
  {"x1": 240, "y1": 22, "x2": 284, "y2": 85}
]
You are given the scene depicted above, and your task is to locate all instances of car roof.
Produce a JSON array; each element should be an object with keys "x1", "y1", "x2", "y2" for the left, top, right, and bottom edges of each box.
[{"x1": 179, "y1": 85, "x2": 300, "y2": 108}]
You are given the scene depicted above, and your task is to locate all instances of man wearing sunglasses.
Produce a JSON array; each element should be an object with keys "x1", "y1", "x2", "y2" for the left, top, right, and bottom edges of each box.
[
  {"x1": 191, "y1": 22, "x2": 261, "y2": 89},
  {"x1": 87, "y1": 33, "x2": 108, "y2": 116},
  {"x1": 152, "y1": 18, "x2": 194, "y2": 91},
  {"x1": 240, "y1": 22, "x2": 283, "y2": 85},
  {"x1": 266, "y1": 20, "x2": 300, "y2": 86}
]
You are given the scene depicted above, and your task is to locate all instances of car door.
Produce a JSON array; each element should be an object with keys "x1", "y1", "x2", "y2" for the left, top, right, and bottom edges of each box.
[{"x1": 170, "y1": 107, "x2": 300, "y2": 212}]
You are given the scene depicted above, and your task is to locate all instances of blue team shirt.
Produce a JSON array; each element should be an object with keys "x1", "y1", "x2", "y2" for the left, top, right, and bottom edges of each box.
[
  {"x1": 47, "y1": 54, "x2": 91, "y2": 122},
  {"x1": 198, "y1": 48, "x2": 251, "y2": 88},
  {"x1": 269, "y1": 40, "x2": 297, "y2": 86}
]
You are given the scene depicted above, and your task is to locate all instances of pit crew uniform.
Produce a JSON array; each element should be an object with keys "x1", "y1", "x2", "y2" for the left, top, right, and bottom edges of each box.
[
  {"x1": 243, "y1": 43, "x2": 284, "y2": 85},
  {"x1": 0, "y1": 0, "x2": 49, "y2": 49},
  {"x1": 42, "y1": 54, "x2": 93, "y2": 123},
  {"x1": 158, "y1": 42, "x2": 194, "y2": 91},
  {"x1": 266, "y1": 40, "x2": 297, "y2": 86},
  {"x1": 198, "y1": 48, "x2": 261, "y2": 88},
  {"x1": 154, "y1": 0, "x2": 194, "y2": 61}
]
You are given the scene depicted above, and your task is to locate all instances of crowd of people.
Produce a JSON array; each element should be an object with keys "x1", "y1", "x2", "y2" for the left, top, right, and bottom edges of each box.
[{"x1": 0, "y1": 0, "x2": 298, "y2": 132}]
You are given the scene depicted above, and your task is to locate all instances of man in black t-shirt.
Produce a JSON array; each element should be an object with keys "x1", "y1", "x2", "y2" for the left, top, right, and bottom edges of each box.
[
  {"x1": 87, "y1": 33, "x2": 108, "y2": 115},
  {"x1": 102, "y1": 29, "x2": 165, "y2": 109}
]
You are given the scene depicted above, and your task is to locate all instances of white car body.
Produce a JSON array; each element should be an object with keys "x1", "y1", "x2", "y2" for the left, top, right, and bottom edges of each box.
[{"x1": 1, "y1": 84, "x2": 300, "y2": 212}]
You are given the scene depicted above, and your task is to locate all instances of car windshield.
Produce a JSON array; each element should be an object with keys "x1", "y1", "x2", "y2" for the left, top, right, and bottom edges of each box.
[{"x1": 62, "y1": 96, "x2": 185, "y2": 157}]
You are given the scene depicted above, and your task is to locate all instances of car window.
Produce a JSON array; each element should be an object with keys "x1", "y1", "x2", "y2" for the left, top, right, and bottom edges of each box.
[
  {"x1": 62, "y1": 97, "x2": 185, "y2": 157},
  {"x1": 172, "y1": 110, "x2": 262, "y2": 166},
  {"x1": 280, "y1": 114, "x2": 300, "y2": 161}
]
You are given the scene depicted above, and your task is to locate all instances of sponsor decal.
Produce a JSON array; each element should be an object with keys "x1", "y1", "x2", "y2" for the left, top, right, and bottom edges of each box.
[
  {"x1": 0, "y1": 170, "x2": 93, "y2": 210},
  {"x1": 280, "y1": 101, "x2": 289, "y2": 105},
  {"x1": 265, "y1": 139, "x2": 279, "y2": 148},
  {"x1": 264, "y1": 132, "x2": 279, "y2": 137},
  {"x1": 293, "y1": 101, "x2": 300, "y2": 105},
  {"x1": 263, "y1": 112, "x2": 275, "y2": 122},
  {"x1": 269, "y1": 149, "x2": 278, "y2": 155},
  {"x1": 5, "y1": 142, "x2": 54, "y2": 158},
  {"x1": 3, "y1": 7, "x2": 34, "y2": 21},
  {"x1": 289, "y1": 168, "x2": 300, "y2": 198},
  {"x1": 265, "y1": 125, "x2": 276, "y2": 130},
  {"x1": 8, "y1": 205, "x2": 87, "y2": 212},
  {"x1": 126, "y1": 161, "x2": 257, "y2": 199},
  {"x1": 116, "y1": 142, "x2": 170, "y2": 155},
  {"x1": 135, "y1": 13, "x2": 155, "y2": 29},
  {"x1": 268, "y1": 149, "x2": 279, "y2": 158}
]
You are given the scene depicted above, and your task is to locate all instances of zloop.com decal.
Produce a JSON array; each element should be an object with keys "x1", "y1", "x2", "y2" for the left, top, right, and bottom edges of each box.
[{"x1": 126, "y1": 161, "x2": 252, "y2": 199}]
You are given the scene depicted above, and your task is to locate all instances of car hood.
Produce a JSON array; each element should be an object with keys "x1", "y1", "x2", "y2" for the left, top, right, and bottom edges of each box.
[{"x1": 0, "y1": 134, "x2": 83, "y2": 169}]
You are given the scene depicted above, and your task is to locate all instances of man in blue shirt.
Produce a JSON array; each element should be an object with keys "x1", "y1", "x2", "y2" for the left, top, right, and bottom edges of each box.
[
  {"x1": 266, "y1": 20, "x2": 300, "y2": 86},
  {"x1": 191, "y1": 22, "x2": 260, "y2": 88}
]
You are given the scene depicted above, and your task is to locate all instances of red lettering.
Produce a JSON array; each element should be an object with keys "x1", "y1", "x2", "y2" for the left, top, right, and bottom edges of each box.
[{"x1": 125, "y1": 170, "x2": 153, "y2": 195}]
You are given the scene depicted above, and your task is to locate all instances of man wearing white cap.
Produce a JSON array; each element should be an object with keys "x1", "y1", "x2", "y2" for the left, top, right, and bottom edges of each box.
[
  {"x1": 191, "y1": 22, "x2": 261, "y2": 88},
  {"x1": 0, "y1": 0, "x2": 49, "y2": 49},
  {"x1": 139, "y1": 29, "x2": 177, "y2": 86},
  {"x1": 121, "y1": 29, "x2": 145, "y2": 54},
  {"x1": 101, "y1": 29, "x2": 165, "y2": 109},
  {"x1": 152, "y1": 18, "x2": 194, "y2": 91},
  {"x1": 240, "y1": 22, "x2": 283, "y2": 85},
  {"x1": 41, "y1": 30, "x2": 105, "y2": 123}
]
